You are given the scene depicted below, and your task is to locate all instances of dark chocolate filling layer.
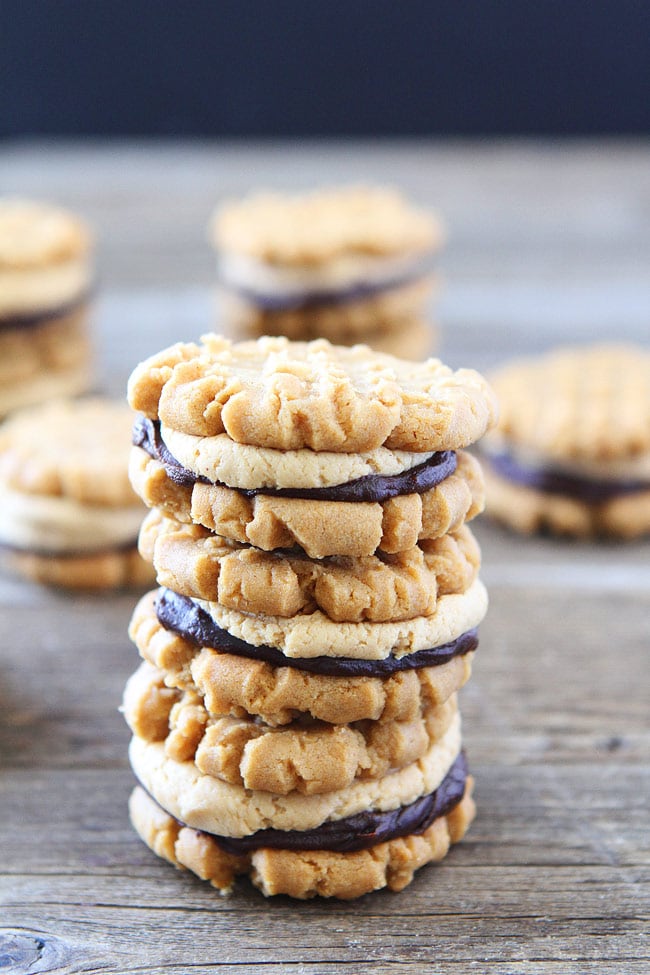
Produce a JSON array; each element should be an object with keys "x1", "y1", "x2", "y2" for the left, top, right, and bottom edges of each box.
[
  {"x1": 133, "y1": 416, "x2": 456, "y2": 502},
  {"x1": 219, "y1": 261, "x2": 432, "y2": 312},
  {"x1": 0, "y1": 537, "x2": 138, "y2": 559},
  {"x1": 143, "y1": 751, "x2": 467, "y2": 854},
  {"x1": 156, "y1": 588, "x2": 478, "y2": 677},
  {"x1": 486, "y1": 449, "x2": 650, "y2": 503},
  {"x1": 0, "y1": 290, "x2": 90, "y2": 332}
]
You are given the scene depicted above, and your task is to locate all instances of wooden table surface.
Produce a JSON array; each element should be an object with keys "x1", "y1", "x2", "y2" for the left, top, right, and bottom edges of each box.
[{"x1": 1, "y1": 141, "x2": 649, "y2": 975}]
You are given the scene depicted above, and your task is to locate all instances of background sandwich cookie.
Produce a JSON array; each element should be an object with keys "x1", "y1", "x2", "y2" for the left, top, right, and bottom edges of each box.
[
  {"x1": 0, "y1": 398, "x2": 154, "y2": 589},
  {"x1": 210, "y1": 186, "x2": 444, "y2": 357},
  {"x1": 482, "y1": 344, "x2": 650, "y2": 538},
  {"x1": 0, "y1": 198, "x2": 94, "y2": 416}
]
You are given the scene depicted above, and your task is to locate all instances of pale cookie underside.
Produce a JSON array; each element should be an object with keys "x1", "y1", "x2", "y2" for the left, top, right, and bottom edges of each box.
[
  {"x1": 0, "y1": 257, "x2": 91, "y2": 318},
  {"x1": 128, "y1": 334, "x2": 497, "y2": 453},
  {"x1": 0, "y1": 486, "x2": 147, "y2": 554},
  {"x1": 484, "y1": 464, "x2": 650, "y2": 539},
  {"x1": 488, "y1": 344, "x2": 650, "y2": 464},
  {"x1": 195, "y1": 576, "x2": 488, "y2": 659},
  {"x1": 0, "y1": 397, "x2": 136, "y2": 505},
  {"x1": 129, "y1": 446, "x2": 484, "y2": 557},
  {"x1": 129, "y1": 780, "x2": 474, "y2": 899},
  {"x1": 123, "y1": 660, "x2": 459, "y2": 796},
  {"x1": 139, "y1": 509, "x2": 480, "y2": 622},
  {"x1": 2, "y1": 544, "x2": 154, "y2": 591},
  {"x1": 129, "y1": 590, "x2": 474, "y2": 726},
  {"x1": 159, "y1": 422, "x2": 436, "y2": 490},
  {"x1": 211, "y1": 186, "x2": 442, "y2": 264},
  {"x1": 0, "y1": 197, "x2": 92, "y2": 268},
  {"x1": 129, "y1": 711, "x2": 461, "y2": 836}
]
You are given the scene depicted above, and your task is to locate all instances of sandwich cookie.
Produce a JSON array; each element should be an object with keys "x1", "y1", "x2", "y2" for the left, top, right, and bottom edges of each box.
[
  {"x1": 129, "y1": 764, "x2": 474, "y2": 898},
  {"x1": 129, "y1": 589, "x2": 476, "y2": 727},
  {"x1": 127, "y1": 712, "x2": 473, "y2": 899},
  {"x1": 129, "y1": 712, "x2": 461, "y2": 838},
  {"x1": 0, "y1": 198, "x2": 93, "y2": 415},
  {"x1": 0, "y1": 398, "x2": 154, "y2": 588},
  {"x1": 130, "y1": 421, "x2": 485, "y2": 558},
  {"x1": 482, "y1": 344, "x2": 650, "y2": 538},
  {"x1": 209, "y1": 186, "x2": 444, "y2": 357}
]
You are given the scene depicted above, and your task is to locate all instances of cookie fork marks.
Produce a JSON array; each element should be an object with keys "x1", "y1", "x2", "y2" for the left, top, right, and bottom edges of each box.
[
  {"x1": 128, "y1": 335, "x2": 497, "y2": 453},
  {"x1": 138, "y1": 509, "x2": 480, "y2": 622}
]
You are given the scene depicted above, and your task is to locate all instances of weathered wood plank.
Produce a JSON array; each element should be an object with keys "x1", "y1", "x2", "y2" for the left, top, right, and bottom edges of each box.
[{"x1": 1, "y1": 908, "x2": 648, "y2": 973}]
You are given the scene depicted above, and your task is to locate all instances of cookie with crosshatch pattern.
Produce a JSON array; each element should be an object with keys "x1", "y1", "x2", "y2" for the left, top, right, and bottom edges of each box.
[
  {"x1": 482, "y1": 344, "x2": 650, "y2": 538},
  {"x1": 0, "y1": 398, "x2": 152, "y2": 588},
  {"x1": 137, "y1": 507, "x2": 480, "y2": 621},
  {"x1": 209, "y1": 185, "x2": 443, "y2": 355},
  {"x1": 0, "y1": 198, "x2": 94, "y2": 415},
  {"x1": 127, "y1": 334, "x2": 497, "y2": 453}
]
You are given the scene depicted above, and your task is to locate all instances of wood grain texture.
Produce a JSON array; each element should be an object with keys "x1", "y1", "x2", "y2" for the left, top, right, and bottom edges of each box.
[{"x1": 0, "y1": 141, "x2": 649, "y2": 975}]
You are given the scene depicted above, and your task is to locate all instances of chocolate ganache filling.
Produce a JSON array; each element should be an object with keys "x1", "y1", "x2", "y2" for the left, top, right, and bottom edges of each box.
[
  {"x1": 143, "y1": 751, "x2": 468, "y2": 854},
  {"x1": 0, "y1": 290, "x2": 91, "y2": 332},
  {"x1": 156, "y1": 588, "x2": 478, "y2": 677},
  {"x1": 133, "y1": 416, "x2": 456, "y2": 502},
  {"x1": 0, "y1": 538, "x2": 138, "y2": 559},
  {"x1": 486, "y1": 449, "x2": 650, "y2": 504},
  {"x1": 219, "y1": 259, "x2": 433, "y2": 313}
]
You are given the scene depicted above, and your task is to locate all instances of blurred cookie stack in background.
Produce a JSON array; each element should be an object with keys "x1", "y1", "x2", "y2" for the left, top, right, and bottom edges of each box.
[
  {"x1": 123, "y1": 334, "x2": 496, "y2": 899},
  {"x1": 0, "y1": 198, "x2": 94, "y2": 416},
  {"x1": 481, "y1": 344, "x2": 650, "y2": 539},
  {"x1": 0, "y1": 398, "x2": 154, "y2": 589},
  {"x1": 210, "y1": 186, "x2": 444, "y2": 359}
]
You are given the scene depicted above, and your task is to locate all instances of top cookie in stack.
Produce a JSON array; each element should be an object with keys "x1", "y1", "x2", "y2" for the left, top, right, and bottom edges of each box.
[
  {"x1": 129, "y1": 334, "x2": 494, "y2": 560},
  {"x1": 125, "y1": 335, "x2": 497, "y2": 899},
  {"x1": 210, "y1": 187, "x2": 443, "y2": 359}
]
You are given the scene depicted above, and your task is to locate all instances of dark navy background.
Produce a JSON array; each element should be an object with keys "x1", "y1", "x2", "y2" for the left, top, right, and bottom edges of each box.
[{"x1": 2, "y1": 0, "x2": 649, "y2": 137}]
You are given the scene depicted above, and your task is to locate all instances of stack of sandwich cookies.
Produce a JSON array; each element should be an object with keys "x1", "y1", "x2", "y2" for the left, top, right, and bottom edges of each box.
[
  {"x1": 125, "y1": 335, "x2": 497, "y2": 898},
  {"x1": 210, "y1": 186, "x2": 443, "y2": 358},
  {"x1": 0, "y1": 398, "x2": 154, "y2": 589},
  {"x1": 0, "y1": 198, "x2": 93, "y2": 416},
  {"x1": 482, "y1": 344, "x2": 650, "y2": 538}
]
